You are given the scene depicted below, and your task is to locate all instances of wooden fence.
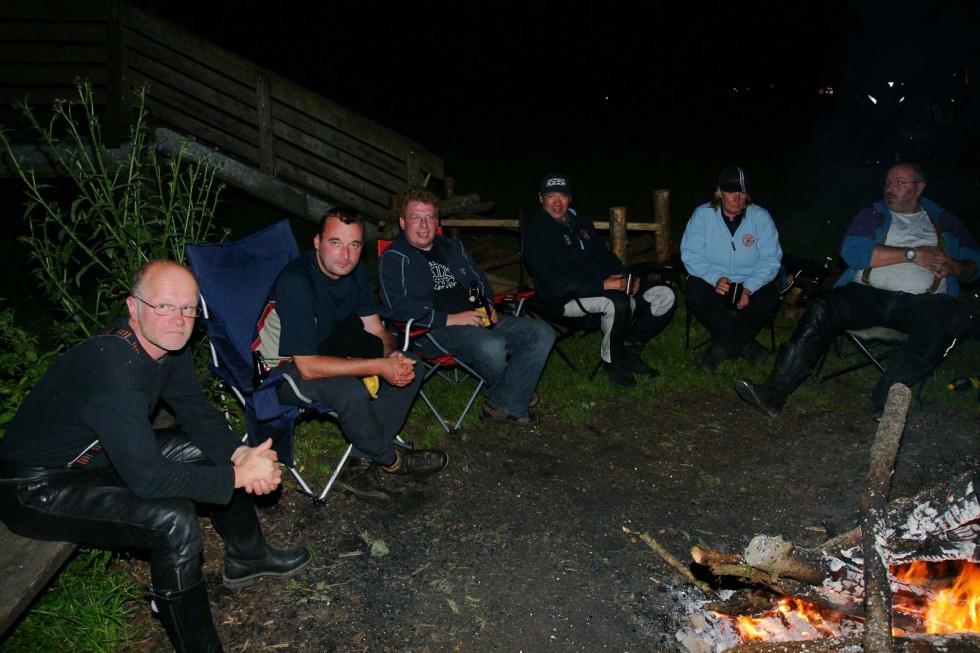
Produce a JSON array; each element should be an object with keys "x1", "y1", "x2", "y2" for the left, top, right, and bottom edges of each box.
[{"x1": 0, "y1": 0, "x2": 443, "y2": 223}]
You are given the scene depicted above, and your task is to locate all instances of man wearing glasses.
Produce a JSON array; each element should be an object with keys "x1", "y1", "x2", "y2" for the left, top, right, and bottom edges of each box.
[
  {"x1": 0, "y1": 260, "x2": 308, "y2": 652},
  {"x1": 378, "y1": 187, "x2": 554, "y2": 426},
  {"x1": 735, "y1": 163, "x2": 979, "y2": 419}
]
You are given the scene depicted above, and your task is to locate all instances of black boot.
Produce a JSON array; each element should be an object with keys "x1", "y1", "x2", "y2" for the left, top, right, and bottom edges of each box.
[
  {"x1": 734, "y1": 342, "x2": 813, "y2": 417},
  {"x1": 149, "y1": 579, "x2": 223, "y2": 653},
  {"x1": 741, "y1": 340, "x2": 770, "y2": 368},
  {"x1": 624, "y1": 343, "x2": 660, "y2": 379},
  {"x1": 223, "y1": 546, "x2": 312, "y2": 589},
  {"x1": 694, "y1": 342, "x2": 727, "y2": 377},
  {"x1": 602, "y1": 360, "x2": 636, "y2": 388}
]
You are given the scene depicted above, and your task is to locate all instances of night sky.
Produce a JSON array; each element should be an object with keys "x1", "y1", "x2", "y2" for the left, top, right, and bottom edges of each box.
[{"x1": 131, "y1": 0, "x2": 980, "y2": 244}]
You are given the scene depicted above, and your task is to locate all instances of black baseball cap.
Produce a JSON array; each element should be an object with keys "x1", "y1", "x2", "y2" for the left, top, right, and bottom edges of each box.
[
  {"x1": 717, "y1": 166, "x2": 752, "y2": 194},
  {"x1": 539, "y1": 172, "x2": 572, "y2": 195}
]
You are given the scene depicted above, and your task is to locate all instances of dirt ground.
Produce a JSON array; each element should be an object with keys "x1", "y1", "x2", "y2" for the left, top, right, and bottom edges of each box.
[{"x1": 121, "y1": 371, "x2": 979, "y2": 653}]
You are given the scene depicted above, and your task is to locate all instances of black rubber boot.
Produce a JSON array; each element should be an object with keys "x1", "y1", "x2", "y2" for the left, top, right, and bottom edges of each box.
[
  {"x1": 149, "y1": 579, "x2": 223, "y2": 653},
  {"x1": 694, "y1": 342, "x2": 728, "y2": 377},
  {"x1": 734, "y1": 342, "x2": 812, "y2": 417},
  {"x1": 602, "y1": 360, "x2": 636, "y2": 388}
]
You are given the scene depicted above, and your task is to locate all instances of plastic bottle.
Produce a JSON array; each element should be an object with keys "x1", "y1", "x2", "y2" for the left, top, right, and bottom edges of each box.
[
  {"x1": 796, "y1": 256, "x2": 833, "y2": 307},
  {"x1": 947, "y1": 377, "x2": 980, "y2": 392},
  {"x1": 468, "y1": 281, "x2": 492, "y2": 327}
]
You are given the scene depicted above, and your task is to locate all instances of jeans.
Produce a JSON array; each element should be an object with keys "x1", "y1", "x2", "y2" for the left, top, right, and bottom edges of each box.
[
  {"x1": 276, "y1": 356, "x2": 422, "y2": 467},
  {"x1": 423, "y1": 314, "x2": 555, "y2": 417},
  {"x1": 0, "y1": 429, "x2": 266, "y2": 593}
]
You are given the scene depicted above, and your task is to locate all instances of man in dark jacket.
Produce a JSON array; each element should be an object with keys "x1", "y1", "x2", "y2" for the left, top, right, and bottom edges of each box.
[
  {"x1": 379, "y1": 187, "x2": 554, "y2": 425},
  {"x1": 524, "y1": 173, "x2": 676, "y2": 388},
  {"x1": 0, "y1": 260, "x2": 308, "y2": 653},
  {"x1": 735, "y1": 163, "x2": 980, "y2": 418}
]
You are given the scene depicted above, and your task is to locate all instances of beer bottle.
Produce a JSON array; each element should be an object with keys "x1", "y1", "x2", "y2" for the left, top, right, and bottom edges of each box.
[{"x1": 468, "y1": 281, "x2": 492, "y2": 327}]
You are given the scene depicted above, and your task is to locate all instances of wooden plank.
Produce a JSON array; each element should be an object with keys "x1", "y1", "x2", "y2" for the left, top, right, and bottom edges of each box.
[
  {"x1": 127, "y1": 51, "x2": 258, "y2": 127},
  {"x1": 0, "y1": 43, "x2": 107, "y2": 63},
  {"x1": 255, "y1": 74, "x2": 276, "y2": 174},
  {"x1": 123, "y1": 29, "x2": 257, "y2": 107},
  {"x1": 441, "y1": 218, "x2": 661, "y2": 231},
  {"x1": 275, "y1": 157, "x2": 391, "y2": 221},
  {"x1": 272, "y1": 116, "x2": 405, "y2": 191},
  {"x1": 273, "y1": 139, "x2": 395, "y2": 209},
  {"x1": 0, "y1": 22, "x2": 107, "y2": 42},
  {"x1": 271, "y1": 101, "x2": 406, "y2": 179},
  {"x1": 0, "y1": 522, "x2": 76, "y2": 635},
  {"x1": 0, "y1": 2, "x2": 110, "y2": 20},
  {"x1": 269, "y1": 78, "x2": 441, "y2": 172},
  {"x1": 144, "y1": 101, "x2": 260, "y2": 162},
  {"x1": 1, "y1": 64, "x2": 107, "y2": 85},
  {"x1": 121, "y1": 4, "x2": 259, "y2": 89}
]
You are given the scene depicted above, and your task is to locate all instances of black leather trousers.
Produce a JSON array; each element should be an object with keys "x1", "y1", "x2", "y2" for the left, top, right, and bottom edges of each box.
[{"x1": 0, "y1": 428, "x2": 264, "y2": 593}]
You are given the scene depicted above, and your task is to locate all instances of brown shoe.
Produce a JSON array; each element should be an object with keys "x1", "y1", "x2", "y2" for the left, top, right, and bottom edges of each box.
[
  {"x1": 480, "y1": 403, "x2": 539, "y2": 426},
  {"x1": 333, "y1": 459, "x2": 392, "y2": 505},
  {"x1": 381, "y1": 449, "x2": 448, "y2": 478}
]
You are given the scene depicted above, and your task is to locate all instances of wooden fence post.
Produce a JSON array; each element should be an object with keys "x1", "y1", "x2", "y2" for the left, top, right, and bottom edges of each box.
[
  {"x1": 609, "y1": 207, "x2": 628, "y2": 262},
  {"x1": 652, "y1": 189, "x2": 672, "y2": 262}
]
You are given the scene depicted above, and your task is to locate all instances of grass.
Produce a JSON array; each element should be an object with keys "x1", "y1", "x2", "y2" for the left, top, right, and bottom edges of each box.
[{"x1": 0, "y1": 549, "x2": 145, "y2": 652}]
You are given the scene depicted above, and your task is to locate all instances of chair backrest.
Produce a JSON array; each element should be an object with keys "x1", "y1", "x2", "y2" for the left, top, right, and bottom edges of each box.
[{"x1": 185, "y1": 219, "x2": 299, "y2": 394}]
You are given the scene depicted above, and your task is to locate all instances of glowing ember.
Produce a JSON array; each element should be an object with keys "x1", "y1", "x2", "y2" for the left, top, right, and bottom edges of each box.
[
  {"x1": 734, "y1": 598, "x2": 858, "y2": 642},
  {"x1": 727, "y1": 562, "x2": 980, "y2": 645}
]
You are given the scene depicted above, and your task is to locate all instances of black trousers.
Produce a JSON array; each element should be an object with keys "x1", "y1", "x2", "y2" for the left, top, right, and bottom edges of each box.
[
  {"x1": 685, "y1": 276, "x2": 780, "y2": 358},
  {"x1": 789, "y1": 283, "x2": 973, "y2": 406},
  {"x1": 0, "y1": 429, "x2": 265, "y2": 592}
]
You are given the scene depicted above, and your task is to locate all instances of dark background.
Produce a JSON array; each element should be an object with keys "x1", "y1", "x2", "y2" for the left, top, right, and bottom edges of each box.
[{"x1": 126, "y1": 0, "x2": 980, "y2": 256}]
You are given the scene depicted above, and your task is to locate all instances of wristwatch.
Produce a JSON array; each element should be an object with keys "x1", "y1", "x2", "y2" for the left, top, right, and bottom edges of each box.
[{"x1": 904, "y1": 247, "x2": 917, "y2": 262}]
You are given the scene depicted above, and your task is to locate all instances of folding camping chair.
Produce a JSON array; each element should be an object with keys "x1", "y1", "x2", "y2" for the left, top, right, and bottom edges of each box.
[
  {"x1": 376, "y1": 233, "x2": 511, "y2": 434},
  {"x1": 185, "y1": 219, "x2": 352, "y2": 502}
]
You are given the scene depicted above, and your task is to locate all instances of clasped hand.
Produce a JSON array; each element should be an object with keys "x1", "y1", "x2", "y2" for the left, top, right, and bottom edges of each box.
[
  {"x1": 379, "y1": 350, "x2": 417, "y2": 387},
  {"x1": 231, "y1": 438, "x2": 281, "y2": 495}
]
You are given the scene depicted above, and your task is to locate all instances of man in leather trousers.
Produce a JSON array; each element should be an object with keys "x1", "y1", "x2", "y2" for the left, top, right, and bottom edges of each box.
[
  {"x1": 735, "y1": 163, "x2": 979, "y2": 418},
  {"x1": 0, "y1": 260, "x2": 309, "y2": 652}
]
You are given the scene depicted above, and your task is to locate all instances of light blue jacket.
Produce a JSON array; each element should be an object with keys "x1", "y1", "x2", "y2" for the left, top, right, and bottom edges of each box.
[{"x1": 680, "y1": 203, "x2": 783, "y2": 293}]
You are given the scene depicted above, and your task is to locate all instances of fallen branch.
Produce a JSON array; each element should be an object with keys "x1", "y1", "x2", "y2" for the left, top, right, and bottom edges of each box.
[{"x1": 623, "y1": 527, "x2": 715, "y2": 596}]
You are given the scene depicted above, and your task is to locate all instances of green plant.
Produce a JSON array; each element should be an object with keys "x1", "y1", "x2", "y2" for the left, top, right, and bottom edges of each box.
[
  {"x1": 0, "y1": 80, "x2": 226, "y2": 342},
  {"x1": 0, "y1": 306, "x2": 61, "y2": 437},
  {"x1": 1, "y1": 548, "x2": 145, "y2": 653}
]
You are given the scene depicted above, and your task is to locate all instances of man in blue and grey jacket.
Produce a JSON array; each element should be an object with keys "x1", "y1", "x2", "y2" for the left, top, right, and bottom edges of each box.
[
  {"x1": 736, "y1": 163, "x2": 979, "y2": 418},
  {"x1": 379, "y1": 187, "x2": 554, "y2": 426}
]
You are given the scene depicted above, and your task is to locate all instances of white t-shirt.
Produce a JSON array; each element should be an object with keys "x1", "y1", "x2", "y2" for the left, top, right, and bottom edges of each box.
[{"x1": 856, "y1": 209, "x2": 946, "y2": 295}]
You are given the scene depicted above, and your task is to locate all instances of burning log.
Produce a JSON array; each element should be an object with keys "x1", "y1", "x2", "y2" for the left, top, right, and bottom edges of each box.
[{"x1": 677, "y1": 384, "x2": 980, "y2": 650}]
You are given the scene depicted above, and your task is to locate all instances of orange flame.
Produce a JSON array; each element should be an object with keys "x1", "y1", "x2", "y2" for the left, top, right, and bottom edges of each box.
[
  {"x1": 734, "y1": 562, "x2": 980, "y2": 644},
  {"x1": 894, "y1": 560, "x2": 980, "y2": 634}
]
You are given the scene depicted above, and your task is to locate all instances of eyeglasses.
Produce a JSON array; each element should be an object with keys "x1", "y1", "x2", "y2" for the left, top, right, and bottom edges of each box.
[
  {"x1": 883, "y1": 179, "x2": 922, "y2": 188},
  {"x1": 406, "y1": 215, "x2": 438, "y2": 223},
  {"x1": 132, "y1": 296, "x2": 201, "y2": 318}
]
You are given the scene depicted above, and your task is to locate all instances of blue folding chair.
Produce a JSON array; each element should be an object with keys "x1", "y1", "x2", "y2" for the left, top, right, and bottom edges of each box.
[{"x1": 184, "y1": 220, "x2": 351, "y2": 502}]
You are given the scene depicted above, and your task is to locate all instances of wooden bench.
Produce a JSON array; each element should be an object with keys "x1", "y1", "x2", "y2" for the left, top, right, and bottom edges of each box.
[{"x1": 0, "y1": 523, "x2": 77, "y2": 635}]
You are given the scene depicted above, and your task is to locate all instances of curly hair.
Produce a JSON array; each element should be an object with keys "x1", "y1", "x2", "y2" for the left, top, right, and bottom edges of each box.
[{"x1": 397, "y1": 187, "x2": 440, "y2": 217}]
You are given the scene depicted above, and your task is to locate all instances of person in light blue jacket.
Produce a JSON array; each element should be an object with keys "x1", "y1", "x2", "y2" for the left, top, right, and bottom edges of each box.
[{"x1": 681, "y1": 166, "x2": 783, "y2": 376}]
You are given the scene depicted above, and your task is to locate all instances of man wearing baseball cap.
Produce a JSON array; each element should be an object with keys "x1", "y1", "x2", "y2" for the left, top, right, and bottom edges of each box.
[{"x1": 524, "y1": 172, "x2": 676, "y2": 388}]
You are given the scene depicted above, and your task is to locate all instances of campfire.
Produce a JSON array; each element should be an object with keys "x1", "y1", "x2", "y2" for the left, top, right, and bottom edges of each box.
[{"x1": 632, "y1": 385, "x2": 980, "y2": 652}]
